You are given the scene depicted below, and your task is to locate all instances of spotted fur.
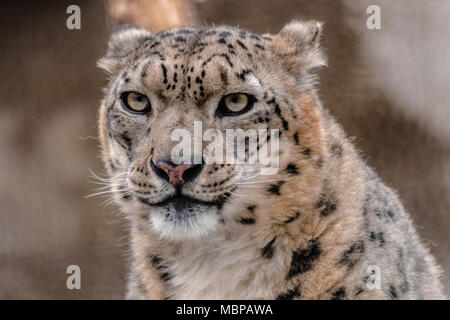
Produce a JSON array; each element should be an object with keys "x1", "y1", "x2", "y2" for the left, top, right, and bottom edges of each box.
[{"x1": 97, "y1": 21, "x2": 445, "y2": 299}]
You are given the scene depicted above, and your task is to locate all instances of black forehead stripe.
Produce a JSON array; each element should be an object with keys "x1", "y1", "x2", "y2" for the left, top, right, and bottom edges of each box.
[
  {"x1": 236, "y1": 39, "x2": 248, "y2": 50},
  {"x1": 202, "y1": 53, "x2": 234, "y2": 68},
  {"x1": 161, "y1": 64, "x2": 168, "y2": 84},
  {"x1": 237, "y1": 69, "x2": 252, "y2": 81},
  {"x1": 175, "y1": 36, "x2": 186, "y2": 43},
  {"x1": 139, "y1": 54, "x2": 158, "y2": 78},
  {"x1": 149, "y1": 41, "x2": 161, "y2": 49},
  {"x1": 141, "y1": 51, "x2": 165, "y2": 62}
]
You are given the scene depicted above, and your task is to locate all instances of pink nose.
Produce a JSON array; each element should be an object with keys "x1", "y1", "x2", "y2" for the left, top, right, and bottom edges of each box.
[{"x1": 157, "y1": 162, "x2": 192, "y2": 185}]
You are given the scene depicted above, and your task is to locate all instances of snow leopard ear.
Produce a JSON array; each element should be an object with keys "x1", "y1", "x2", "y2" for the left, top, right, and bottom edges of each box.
[
  {"x1": 272, "y1": 20, "x2": 326, "y2": 88},
  {"x1": 98, "y1": 25, "x2": 153, "y2": 76}
]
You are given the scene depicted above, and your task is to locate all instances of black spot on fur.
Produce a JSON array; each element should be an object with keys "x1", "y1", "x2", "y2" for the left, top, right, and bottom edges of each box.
[
  {"x1": 236, "y1": 39, "x2": 248, "y2": 50},
  {"x1": 120, "y1": 132, "x2": 132, "y2": 148},
  {"x1": 239, "y1": 217, "x2": 255, "y2": 225},
  {"x1": 160, "y1": 272, "x2": 171, "y2": 282},
  {"x1": 137, "y1": 197, "x2": 152, "y2": 206},
  {"x1": 254, "y1": 43, "x2": 264, "y2": 50},
  {"x1": 315, "y1": 185, "x2": 337, "y2": 216},
  {"x1": 331, "y1": 143, "x2": 343, "y2": 157},
  {"x1": 293, "y1": 132, "x2": 300, "y2": 145},
  {"x1": 354, "y1": 287, "x2": 364, "y2": 297},
  {"x1": 273, "y1": 104, "x2": 289, "y2": 131},
  {"x1": 149, "y1": 254, "x2": 172, "y2": 282},
  {"x1": 220, "y1": 69, "x2": 228, "y2": 86},
  {"x1": 369, "y1": 232, "x2": 385, "y2": 247},
  {"x1": 396, "y1": 248, "x2": 410, "y2": 293},
  {"x1": 388, "y1": 284, "x2": 398, "y2": 299},
  {"x1": 108, "y1": 159, "x2": 117, "y2": 172},
  {"x1": 284, "y1": 211, "x2": 300, "y2": 224},
  {"x1": 237, "y1": 69, "x2": 251, "y2": 81},
  {"x1": 331, "y1": 287, "x2": 346, "y2": 300},
  {"x1": 216, "y1": 191, "x2": 232, "y2": 210},
  {"x1": 161, "y1": 64, "x2": 168, "y2": 84},
  {"x1": 261, "y1": 237, "x2": 277, "y2": 259},
  {"x1": 150, "y1": 41, "x2": 161, "y2": 49},
  {"x1": 316, "y1": 157, "x2": 324, "y2": 168},
  {"x1": 338, "y1": 241, "x2": 365, "y2": 269},
  {"x1": 276, "y1": 286, "x2": 301, "y2": 300},
  {"x1": 267, "y1": 181, "x2": 285, "y2": 195},
  {"x1": 316, "y1": 198, "x2": 337, "y2": 216},
  {"x1": 266, "y1": 97, "x2": 276, "y2": 105},
  {"x1": 285, "y1": 163, "x2": 299, "y2": 175},
  {"x1": 288, "y1": 239, "x2": 321, "y2": 278}
]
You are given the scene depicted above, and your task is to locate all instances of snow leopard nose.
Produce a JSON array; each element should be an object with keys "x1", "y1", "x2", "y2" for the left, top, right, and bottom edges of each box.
[{"x1": 150, "y1": 159, "x2": 204, "y2": 185}]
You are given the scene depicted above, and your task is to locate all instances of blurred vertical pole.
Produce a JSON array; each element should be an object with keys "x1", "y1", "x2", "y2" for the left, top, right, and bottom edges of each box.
[{"x1": 103, "y1": 0, "x2": 199, "y2": 32}]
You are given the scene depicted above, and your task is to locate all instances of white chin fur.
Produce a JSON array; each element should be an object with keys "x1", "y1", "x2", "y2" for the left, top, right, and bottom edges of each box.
[{"x1": 149, "y1": 206, "x2": 220, "y2": 241}]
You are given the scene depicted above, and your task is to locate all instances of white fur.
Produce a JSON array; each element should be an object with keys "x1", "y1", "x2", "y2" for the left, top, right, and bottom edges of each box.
[
  {"x1": 149, "y1": 206, "x2": 221, "y2": 241},
  {"x1": 165, "y1": 232, "x2": 288, "y2": 299}
]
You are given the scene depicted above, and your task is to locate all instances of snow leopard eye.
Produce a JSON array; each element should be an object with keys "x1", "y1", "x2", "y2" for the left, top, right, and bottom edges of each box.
[
  {"x1": 217, "y1": 93, "x2": 255, "y2": 117},
  {"x1": 121, "y1": 91, "x2": 151, "y2": 113}
]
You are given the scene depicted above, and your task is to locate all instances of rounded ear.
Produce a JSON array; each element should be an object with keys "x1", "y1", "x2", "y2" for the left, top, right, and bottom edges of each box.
[
  {"x1": 97, "y1": 25, "x2": 153, "y2": 76},
  {"x1": 272, "y1": 20, "x2": 326, "y2": 89},
  {"x1": 279, "y1": 20, "x2": 323, "y2": 50}
]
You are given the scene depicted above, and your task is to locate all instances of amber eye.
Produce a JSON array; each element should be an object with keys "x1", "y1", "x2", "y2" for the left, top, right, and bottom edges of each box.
[
  {"x1": 217, "y1": 93, "x2": 255, "y2": 117},
  {"x1": 121, "y1": 91, "x2": 151, "y2": 113}
]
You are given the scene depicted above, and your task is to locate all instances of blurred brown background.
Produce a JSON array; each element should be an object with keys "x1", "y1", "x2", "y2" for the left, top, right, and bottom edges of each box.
[{"x1": 0, "y1": 0, "x2": 448, "y2": 299}]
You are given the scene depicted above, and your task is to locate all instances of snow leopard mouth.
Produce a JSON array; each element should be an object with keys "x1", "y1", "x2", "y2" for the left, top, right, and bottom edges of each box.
[
  {"x1": 153, "y1": 194, "x2": 218, "y2": 209},
  {"x1": 144, "y1": 192, "x2": 223, "y2": 240},
  {"x1": 136, "y1": 190, "x2": 220, "y2": 222}
]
